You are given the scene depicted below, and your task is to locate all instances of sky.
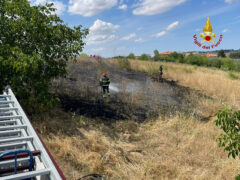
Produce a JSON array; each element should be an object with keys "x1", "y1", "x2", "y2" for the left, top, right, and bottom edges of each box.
[{"x1": 31, "y1": 0, "x2": 240, "y2": 57}]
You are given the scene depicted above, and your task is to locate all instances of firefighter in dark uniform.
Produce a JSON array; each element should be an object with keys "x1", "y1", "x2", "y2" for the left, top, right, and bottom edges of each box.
[
  {"x1": 100, "y1": 73, "x2": 110, "y2": 97},
  {"x1": 159, "y1": 65, "x2": 163, "y2": 82}
]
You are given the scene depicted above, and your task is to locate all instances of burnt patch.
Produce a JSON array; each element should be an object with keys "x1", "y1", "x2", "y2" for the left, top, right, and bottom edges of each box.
[{"x1": 59, "y1": 94, "x2": 151, "y2": 122}]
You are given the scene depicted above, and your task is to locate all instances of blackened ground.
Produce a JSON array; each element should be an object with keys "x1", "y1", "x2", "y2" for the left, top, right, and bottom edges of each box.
[{"x1": 51, "y1": 59, "x2": 211, "y2": 122}]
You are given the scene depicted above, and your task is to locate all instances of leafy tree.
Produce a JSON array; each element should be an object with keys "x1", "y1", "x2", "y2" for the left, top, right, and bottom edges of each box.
[
  {"x1": 0, "y1": 0, "x2": 88, "y2": 113},
  {"x1": 218, "y1": 50, "x2": 226, "y2": 58},
  {"x1": 215, "y1": 108, "x2": 240, "y2": 179},
  {"x1": 138, "y1": 54, "x2": 151, "y2": 61},
  {"x1": 154, "y1": 50, "x2": 159, "y2": 57},
  {"x1": 128, "y1": 53, "x2": 135, "y2": 59},
  {"x1": 153, "y1": 49, "x2": 159, "y2": 61}
]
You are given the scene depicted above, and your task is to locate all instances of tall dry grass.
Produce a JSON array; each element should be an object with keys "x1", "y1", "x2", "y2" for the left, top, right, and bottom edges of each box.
[
  {"x1": 110, "y1": 59, "x2": 240, "y2": 108},
  {"x1": 35, "y1": 108, "x2": 240, "y2": 180}
]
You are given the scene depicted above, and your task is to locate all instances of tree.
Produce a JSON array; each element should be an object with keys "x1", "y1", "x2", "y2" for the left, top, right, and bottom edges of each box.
[
  {"x1": 153, "y1": 50, "x2": 159, "y2": 61},
  {"x1": 128, "y1": 53, "x2": 135, "y2": 59},
  {"x1": 215, "y1": 108, "x2": 240, "y2": 179},
  {"x1": 138, "y1": 54, "x2": 151, "y2": 61},
  {"x1": 0, "y1": 0, "x2": 88, "y2": 113},
  {"x1": 218, "y1": 50, "x2": 226, "y2": 58}
]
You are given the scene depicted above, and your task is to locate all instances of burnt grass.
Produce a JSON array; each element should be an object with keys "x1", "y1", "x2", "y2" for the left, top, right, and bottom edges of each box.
[{"x1": 51, "y1": 59, "x2": 212, "y2": 123}]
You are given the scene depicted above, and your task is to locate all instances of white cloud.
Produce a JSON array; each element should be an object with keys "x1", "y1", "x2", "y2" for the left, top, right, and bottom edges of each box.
[
  {"x1": 32, "y1": 0, "x2": 66, "y2": 15},
  {"x1": 34, "y1": 0, "x2": 47, "y2": 4},
  {"x1": 68, "y1": 0, "x2": 117, "y2": 16},
  {"x1": 166, "y1": 21, "x2": 179, "y2": 30},
  {"x1": 91, "y1": 47, "x2": 105, "y2": 52},
  {"x1": 51, "y1": 1, "x2": 66, "y2": 15},
  {"x1": 118, "y1": 4, "x2": 128, "y2": 10},
  {"x1": 195, "y1": 28, "x2": 201, "y2": 32},
  {"x1": 152, "y1": 31, "x2": 167, "y2": 37},
  {"x1": 87, "y1": 19, "x2": 120, "y2": 45},
  {"x1": 225, "y1": 0, "x2": 240, "y2": 3},
  {"x1": 152, "y1": 20, "x2": 179, "y2": 38},
  {"x1": 121, "y1": 33, "x2": 137, "y2": 40},
  {"x1": 135, "y1": 38, "x2": 144, "y2": 42},
  {"x1": 133, "y1": 0, "x2": 187, "y2": 15},
  {"x1": 137, "y1": 27, "x2": 143, "y2": 31},
  {"x1": 222, "y1": 29, "x2": 230, "y2": 33}
]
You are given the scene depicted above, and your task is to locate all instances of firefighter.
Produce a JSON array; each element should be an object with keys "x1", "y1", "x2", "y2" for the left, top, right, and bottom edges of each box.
[
  {"x1": 159, "y1": 65, "x2": 163, "y2": 82},
  {"x1": 100, "y1": 73, "x2": 110, "y2": 97}
]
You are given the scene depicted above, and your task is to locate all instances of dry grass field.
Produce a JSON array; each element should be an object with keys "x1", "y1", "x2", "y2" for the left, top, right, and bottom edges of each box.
[
  {"x1": 113, "y1": 59, "x2": 240, "y2": 109},
  {"x1": 32, "y1": 59, "x2": 240, "y2": 180}
]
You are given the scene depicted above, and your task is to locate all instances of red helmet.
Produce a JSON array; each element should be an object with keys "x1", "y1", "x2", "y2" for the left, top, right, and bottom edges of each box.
[{"x1": 103, "y1": 72, "x2": 107, "y2": 76}]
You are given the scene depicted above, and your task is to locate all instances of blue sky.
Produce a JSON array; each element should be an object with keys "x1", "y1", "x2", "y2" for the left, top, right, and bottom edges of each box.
[{"x1": 32, "y1": 0, "x2": 240, "y2": 57}]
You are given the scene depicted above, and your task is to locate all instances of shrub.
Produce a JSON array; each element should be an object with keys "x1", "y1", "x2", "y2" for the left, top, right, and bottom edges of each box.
[
  {"x1": 128, "y1": 53, "x2": 135, "y2": 59},
  {"x1": 215, "y1": 107, "x2": 240, "y2": 159},
  {"x1": 138, "y1": 54, "x2": 151, "y2": 61},
  {"x1": 118, "y1": 58, "x2": 131, "y2": 70},
  {"x1": 220, "y1": 58, "x2": 238, "y2": 71},
  {"x1": 228, "y1": 72, "x2": 239, "y2": 80}
]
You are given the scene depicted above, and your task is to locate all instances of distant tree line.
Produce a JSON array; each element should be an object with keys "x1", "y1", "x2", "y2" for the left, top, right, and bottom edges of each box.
[
  {"x1": 229, "y1": 52, "x2": 240, "y2": 59},
  {"x1": 117, "y1": 50, "x2": 240, "y2": 72}
]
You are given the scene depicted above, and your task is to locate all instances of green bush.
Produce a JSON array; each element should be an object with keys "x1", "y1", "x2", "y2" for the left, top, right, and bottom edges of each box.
[
  {"x1": 128, "y1": 53, "x2": 135, "y2": 59},
  {"x1": 138, "y1": 54, "x2": 151, "y2": 61},
  {"x1": 215, "y1": 108, "x2": 240, "y2": 159},
  {"x1": 118, "y1": 58, "x2": 131, "y2": 70},
  {"x1": 228, "y1": 72, "x2": 239, "y2": 80},
  {"x1": 215, "y1": 108, "x2": 240, "y2": 179},
  {"x1": 220, "y1": 58, "x2": 238, "y2": 71}
]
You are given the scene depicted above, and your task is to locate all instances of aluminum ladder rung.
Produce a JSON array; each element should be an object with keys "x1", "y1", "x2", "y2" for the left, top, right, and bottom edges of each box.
[
  {"x1": 0, "y1": 120, "x2": 17, "y2": 125},
  {"x1": 3, "y1": 168, "x2": 51, "y2": 180},
  {"x1": 0, "y1": 125, "x2": 27, "y2": 131},
  {"x1": 0, "y1": 113, "x2": 13, "y2": 116},
  {"x1": 0, "y1": 142, "x2": 27, "y2": 150},
  {"x1": 0, "y1": 116, "x2": 22, "y2": 120},
  {"x1": 0, "y1": 136, "x2": 33, "y2": 144},
  {"x1": 0, "y1": 101, "x2": 14, "y2": 104},
  {"x1": 0, "y1": 108, "x2": 18, "y2": 111},
  {"x1": 0, "y1": 95, "x2": 11, "y2": 98},
  {"x1": 0, "y1": 104, "x2": 9, "y2": 108},
  {"x1": 0, "y1": 130, "x2": 21, "y2": 137}
]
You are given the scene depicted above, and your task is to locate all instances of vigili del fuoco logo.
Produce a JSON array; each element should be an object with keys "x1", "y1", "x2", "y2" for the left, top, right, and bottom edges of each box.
[{"x1": 193, "y1": 17, "x2": 223, "y2": 49}]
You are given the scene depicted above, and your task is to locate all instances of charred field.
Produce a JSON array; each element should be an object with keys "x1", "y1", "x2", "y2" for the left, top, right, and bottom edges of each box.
[{"x1": 51, "y1": 59, "x2": 212, "y2": 123}]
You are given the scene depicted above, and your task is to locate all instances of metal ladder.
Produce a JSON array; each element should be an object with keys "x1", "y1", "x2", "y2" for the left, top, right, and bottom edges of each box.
[{"x1": 0, "y1": 87, "x2": 65, "y2": 180}]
